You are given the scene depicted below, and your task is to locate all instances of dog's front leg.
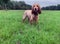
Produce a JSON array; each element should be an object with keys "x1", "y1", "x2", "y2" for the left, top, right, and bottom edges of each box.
[{"x1": 29, "y1": 16, "x2": 33, "y2": 24}]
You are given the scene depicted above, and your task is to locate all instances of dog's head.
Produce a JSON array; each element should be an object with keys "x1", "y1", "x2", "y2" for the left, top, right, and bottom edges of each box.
[{"x1": 32, "y1": 3, "x2": 41, "y2": 15}]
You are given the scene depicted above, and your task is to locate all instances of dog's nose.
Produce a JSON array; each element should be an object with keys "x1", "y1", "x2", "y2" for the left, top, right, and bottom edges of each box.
[{"x1": 35, "y1": 8, "x2": 36, "y2": 10}]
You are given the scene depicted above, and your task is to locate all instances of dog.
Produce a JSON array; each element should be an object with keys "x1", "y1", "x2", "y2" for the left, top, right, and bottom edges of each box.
[{"x1": 22, "y1": 3, "x2": 41, "y2": 24}]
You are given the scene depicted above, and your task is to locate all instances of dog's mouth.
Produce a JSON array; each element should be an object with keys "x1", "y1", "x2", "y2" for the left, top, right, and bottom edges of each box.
[
  {"x1": 33, "y1": 11, "x2": 38, "y2": 15},
  {"x1": 34, "y1": 9, "x2": 38, "y2": 13}
]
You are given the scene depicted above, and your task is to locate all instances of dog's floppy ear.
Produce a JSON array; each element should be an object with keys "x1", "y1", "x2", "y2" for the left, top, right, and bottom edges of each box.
[{"x1": 38, "y1": 5, "x2": 41, "y2": 14}]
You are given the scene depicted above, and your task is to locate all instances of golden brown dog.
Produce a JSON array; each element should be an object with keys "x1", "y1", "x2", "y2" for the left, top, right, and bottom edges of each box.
[{"x1": 23, "y1": 3, "x2": 41, "y2": 24}]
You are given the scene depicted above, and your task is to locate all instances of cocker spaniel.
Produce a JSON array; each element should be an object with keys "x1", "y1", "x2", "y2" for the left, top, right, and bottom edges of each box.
[{"x1": 22, "y1": 3, "x2": 41, "y2": 24}]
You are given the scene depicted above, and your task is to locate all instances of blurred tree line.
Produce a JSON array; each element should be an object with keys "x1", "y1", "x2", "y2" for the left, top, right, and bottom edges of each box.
[
  {"x1": 0, "y1": 0, "x2": 31, "y2": 10},
  {"x1": 0, "y1": 0, "x2": 60, "y2": 10},
  {"x1": 42, "y1": 4, "x2": 60, "y2": 10}
]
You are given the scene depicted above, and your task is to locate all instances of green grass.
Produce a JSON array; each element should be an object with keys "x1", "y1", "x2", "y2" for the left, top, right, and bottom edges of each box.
[{"x1": 0, "y1": 10, "x2": 60, "y2": 44}]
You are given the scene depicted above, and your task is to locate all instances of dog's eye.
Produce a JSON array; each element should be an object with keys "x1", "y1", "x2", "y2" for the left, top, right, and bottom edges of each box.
[{"x1": 33, "y1": 5, "x2": 35, "y2": 7}]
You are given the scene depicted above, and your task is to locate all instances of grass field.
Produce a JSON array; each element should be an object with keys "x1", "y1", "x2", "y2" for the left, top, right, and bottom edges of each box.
[{"x1": 0, "y1": 10, "x2": 60, "y2": 44}]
